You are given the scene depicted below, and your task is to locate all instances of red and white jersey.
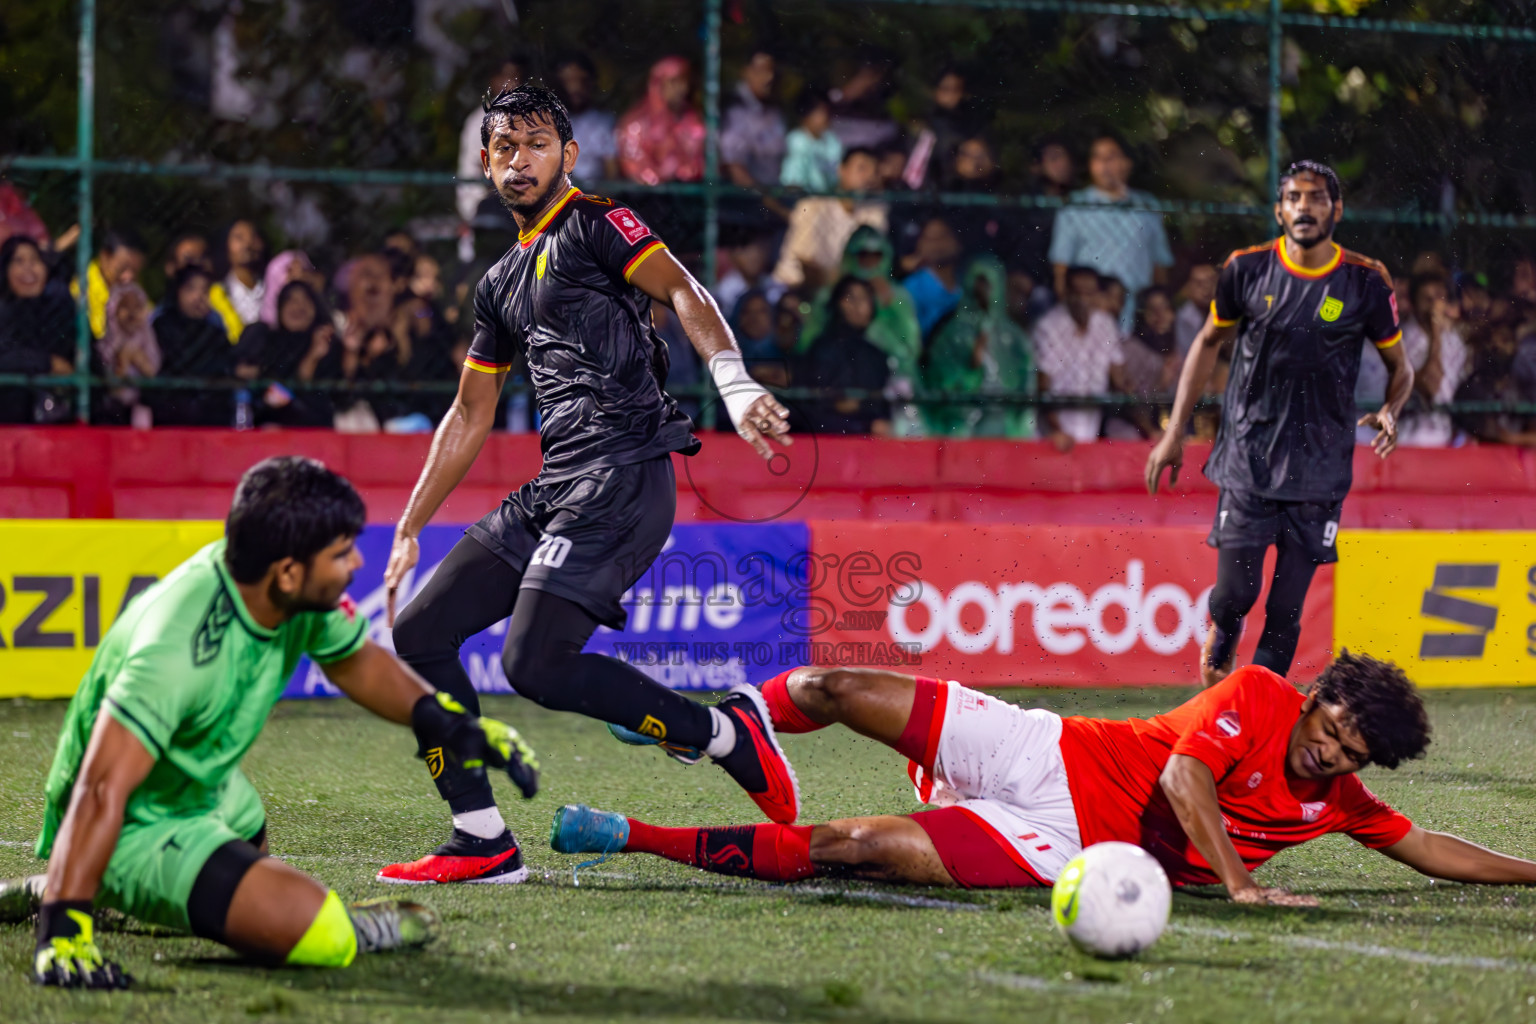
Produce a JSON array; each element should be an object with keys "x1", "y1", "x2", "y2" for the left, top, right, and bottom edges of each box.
[{"x1": 1057, "y1": 666, "x2": 1413, "y2": 885}]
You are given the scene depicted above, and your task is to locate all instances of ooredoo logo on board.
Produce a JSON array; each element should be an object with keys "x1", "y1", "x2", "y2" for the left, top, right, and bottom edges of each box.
[
  {"x1": 808, "y1": 522, "x2": 1333, "y2": 685},
  {"x1": 886, "y1": 559, "x2": 1212, "y2": 658}
]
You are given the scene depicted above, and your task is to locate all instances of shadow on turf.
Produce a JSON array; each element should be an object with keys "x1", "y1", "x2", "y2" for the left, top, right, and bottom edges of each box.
[{"x1": 186, "y1": 957, "x2": 973, "y2": 1023}]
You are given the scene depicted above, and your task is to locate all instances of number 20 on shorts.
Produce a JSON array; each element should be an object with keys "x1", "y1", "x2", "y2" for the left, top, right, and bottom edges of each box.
[{"x1": 530, "y1": 534, "x2": 572, "y2": 569}]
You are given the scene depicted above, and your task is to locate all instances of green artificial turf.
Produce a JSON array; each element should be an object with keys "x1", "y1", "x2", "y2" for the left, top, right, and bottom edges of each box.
[{"x1": 4, "y1": 687, "x2": 1536, "y2": 1023}]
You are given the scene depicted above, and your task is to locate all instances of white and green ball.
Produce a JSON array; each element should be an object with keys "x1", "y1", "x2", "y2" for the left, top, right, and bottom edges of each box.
[{"x1": 1051, "y1": 842, "x2": 1172, "y2": 959}]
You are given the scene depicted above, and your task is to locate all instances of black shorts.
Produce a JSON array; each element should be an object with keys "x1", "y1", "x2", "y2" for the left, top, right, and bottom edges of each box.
[
  {"x1": 1206, "y1": 489, "x2": 1344, "y2": 565},
  {"x1": 466, "y1": 456, "x2": 677, "y2": 629}
]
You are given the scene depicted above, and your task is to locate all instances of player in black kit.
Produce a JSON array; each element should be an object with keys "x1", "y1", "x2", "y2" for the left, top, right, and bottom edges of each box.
[
  {"x1": 1146, "y1": 161, "x2": 1414, "y2": 687},
  {"x1": 377, "y1": 85, "x2": 799, "y2": 883}
]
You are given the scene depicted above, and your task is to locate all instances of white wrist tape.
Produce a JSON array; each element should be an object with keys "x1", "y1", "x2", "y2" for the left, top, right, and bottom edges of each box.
[{"x1": 708, "y1": 350, "x2": 770, "y2": 432}]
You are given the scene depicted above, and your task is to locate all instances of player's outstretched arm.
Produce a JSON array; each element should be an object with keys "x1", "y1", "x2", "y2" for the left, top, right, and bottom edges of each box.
[
  {"x1": 629, "y1": 249, "x2": 791, "y2": 460},
  {"x1": 1379, "y1": 825, "x2": 1536, "y2": 885},
  {"x1": 323, "y1": 642, "x2": 539, "y2": 799},
  {"x1": 385, "y1": 365, "x2": 503, "y2": 624},
  {"x1": 34, "y1": 712, "x2": 154, "y2": 988},
  {"x1": 1145, "y1": 316, "x2": 1238, "y2": 494},
  {"x1": 322, "y1": 640, "x2": 434, "y2": 724},
  {"x1": 1159, "y1": 754, "x2": 1318, "y2": 907}
]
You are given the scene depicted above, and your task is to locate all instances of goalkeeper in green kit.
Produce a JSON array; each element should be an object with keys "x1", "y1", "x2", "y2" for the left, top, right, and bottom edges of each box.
[{"x1": 3, "y1": 457, "x2": 539, "y2": 988}]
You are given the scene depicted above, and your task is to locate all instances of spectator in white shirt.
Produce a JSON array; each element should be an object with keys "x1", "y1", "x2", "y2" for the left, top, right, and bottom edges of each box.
[
  {"x1": 772, "y1": 147, "x2": 886, "y2": 290},
  {"x1": 213, "y1": 219, "x2": 266, "y2": 329},
  {"x1": 1034, "y1": 264, "x2": 1127, "y2": 449},
  {"x1": 457, "y1": 56, "x2": 530, "y2": 224},
  {"x1": 1398, "y1": 272, "x2": 1468, "y2": 447},
  {"x1": 1175, "y1": 262, "x2": 1218, "y2": 354},
  {"x1": 554, "y1": 53, "x2": 618, "y2": 185}
]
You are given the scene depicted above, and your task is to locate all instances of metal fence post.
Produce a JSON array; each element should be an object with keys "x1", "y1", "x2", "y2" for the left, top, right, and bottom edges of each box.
[
  {"x1": 74, "y1": 0, "x2": 97, "y2": 423},
  {"x1": 1266, "y1": 0, "x2": 1282, "y2": 205},
  {"x1": 701, "y1": 0, "x2": 723, "y2": 430}
]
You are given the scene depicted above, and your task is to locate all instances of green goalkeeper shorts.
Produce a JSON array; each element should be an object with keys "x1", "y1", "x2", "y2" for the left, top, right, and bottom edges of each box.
[{"x1": 98, "y1": 769, "x2": 266, "y2": 933}]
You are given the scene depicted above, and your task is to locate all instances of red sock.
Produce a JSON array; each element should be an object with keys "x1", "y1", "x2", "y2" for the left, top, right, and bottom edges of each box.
[
  {"x1": 624, "y1": 819, "x2": 817, "y2": 882},
  {"x1": 759, "y1": 669, "x2": 825, "y2": 734}
]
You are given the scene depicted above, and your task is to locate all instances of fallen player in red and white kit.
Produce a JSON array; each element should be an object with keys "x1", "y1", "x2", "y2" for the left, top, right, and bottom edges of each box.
[{"x1": 553, "y1": 654, "x2": 1536, "y2": 904}]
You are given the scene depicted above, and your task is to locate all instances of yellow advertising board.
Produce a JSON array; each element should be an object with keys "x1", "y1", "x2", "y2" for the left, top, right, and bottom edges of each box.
[
  {"x1": 1335, "y1": 530, "x2": 1536, "y2": 687},
  {"x1": 0, "y1": 521, "x2": 222, "y2": 698}
]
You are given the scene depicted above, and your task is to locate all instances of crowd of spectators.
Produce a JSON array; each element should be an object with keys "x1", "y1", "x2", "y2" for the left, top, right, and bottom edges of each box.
[
  {"x1": 0, "y1": 200, "x2": 463, "y2": 431},
  {"x1": 4, "y1": 47, "x2": 1536, "y2": 447}
]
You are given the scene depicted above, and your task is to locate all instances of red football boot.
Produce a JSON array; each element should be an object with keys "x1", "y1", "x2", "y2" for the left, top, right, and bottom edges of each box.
[
  {"x1": 376, "y1": 828, "x2": 528, "y2": 884},
  {"x1": 712, "y1": 685, "x2": 802, "y2": 825}
]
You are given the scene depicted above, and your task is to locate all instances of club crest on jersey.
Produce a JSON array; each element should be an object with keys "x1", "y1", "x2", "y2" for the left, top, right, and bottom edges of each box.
[
  {"x1": 605, "y1": 207, "x2": 649, "y2": 245},
  {"x1": 1319, "y1": 296, "x2": 1344, "y2": 322},
  {"x1": 1300, "y1": 800, "x2": 1327, "y2": 823},
  {"x1": 536, "y1": 251, "x2": 548, "y2": 280},
  {"x1": 1216, "y1": 710, "x2": 1242, "y2": 738}
]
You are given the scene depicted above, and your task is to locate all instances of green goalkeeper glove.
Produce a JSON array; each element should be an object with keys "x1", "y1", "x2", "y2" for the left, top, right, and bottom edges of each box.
[
  {"x1": 411, "y1": 692, "x2": 540, "y2": 799},
  {"x1": 33, "y1": 901, "x2": 130, "y2": 990}
]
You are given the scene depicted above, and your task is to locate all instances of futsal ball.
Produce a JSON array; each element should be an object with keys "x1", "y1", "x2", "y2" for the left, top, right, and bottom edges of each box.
[{"x1": 1051, "y1": 842, "x2": 1172, "y2": 959}]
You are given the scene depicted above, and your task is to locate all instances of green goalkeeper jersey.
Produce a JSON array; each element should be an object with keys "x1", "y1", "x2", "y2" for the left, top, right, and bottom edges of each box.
[{"x1": 37, "y1": 539, "x2": 368, "y2": 858}]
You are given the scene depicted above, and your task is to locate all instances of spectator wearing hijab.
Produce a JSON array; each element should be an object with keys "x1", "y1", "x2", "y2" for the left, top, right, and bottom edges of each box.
[
  {"x1": 924, "y1": 256, "x2": 1034, "y2": 439},
  {"x1": 799, "y1": 226, "x2": 920, "y2": 385},
  {"x1": 234, "y1": 280, "x2": 336, "y2": 428},
  {"x1": 256, "y1": 250, "x2": 320, "y2": 327},
  {"x1": 96, "y1": 282, "x2": 161, "y2": 425},
  {"x1": 794, "y1": 275, "x2": 891, "y2": 435},
  {"x1": 617, "y1": 56, "x2": 706, "y2": 185},
  {"x1": 0, "y1": 235, "x2": 76, "y2": 423},
  {"x1": 148, "y1": 264, "x2": 235, "y2": 426}
]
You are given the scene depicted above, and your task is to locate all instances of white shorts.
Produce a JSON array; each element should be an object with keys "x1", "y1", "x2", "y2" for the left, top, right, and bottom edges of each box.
[{"x1": 908, "y1": 682, "x2": 1084, "y2": 883}]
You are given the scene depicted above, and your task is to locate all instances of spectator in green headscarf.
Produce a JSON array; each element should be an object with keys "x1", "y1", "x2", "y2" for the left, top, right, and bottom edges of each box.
[
  {"x1": 799, "y1": 226, "x2": 921, "y2": 383},
  {"x1": 923, "y1": 255, "x2": 1035, "y2": 438}
]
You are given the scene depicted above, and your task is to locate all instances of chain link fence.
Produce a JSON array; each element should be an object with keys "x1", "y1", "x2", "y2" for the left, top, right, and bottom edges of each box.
[{"x1": 3, "y1": 0, "x2": 1536, "y2": 440}]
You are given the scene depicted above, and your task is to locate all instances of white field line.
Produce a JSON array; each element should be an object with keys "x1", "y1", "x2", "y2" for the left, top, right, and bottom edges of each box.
[
  {"x1": 975, "y1": 970, "x2": 1134, "y2": 998},
  {"x1": 1171, "y1": 923, "x2": 1536, "y2": 973}
]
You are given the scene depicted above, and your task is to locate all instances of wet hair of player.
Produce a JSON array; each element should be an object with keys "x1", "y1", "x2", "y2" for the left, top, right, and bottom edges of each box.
[
  {"x1": 1277, "y1": 159, "x2": 1342, "y2": 204},
  {"x1": 224, "y1": 457, "x2": 366, "y2": 583},
  {"x1": 1309, "y1": 650, "x2": 1430, "y2": 769},
  {"x1": 481, "y1": 83, "x2": 574, "y2": 151}
]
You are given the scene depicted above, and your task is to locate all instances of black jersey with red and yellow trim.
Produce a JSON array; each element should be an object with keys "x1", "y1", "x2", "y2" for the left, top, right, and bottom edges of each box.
[
  {"x1": 467, "y1": 186, "x2": 699, "y2": 482},
  {"x1": 1203, "y1": 237, "x2": 1401, "y2": 503}
]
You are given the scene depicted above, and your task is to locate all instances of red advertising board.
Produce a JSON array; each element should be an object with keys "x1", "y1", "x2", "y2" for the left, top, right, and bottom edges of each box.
[{"x1": 806, "y1": 523, "x2": 1333, "y2": 685}]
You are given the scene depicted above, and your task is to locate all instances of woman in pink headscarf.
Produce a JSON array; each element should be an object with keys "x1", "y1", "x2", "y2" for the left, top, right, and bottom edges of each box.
[
  {"x1": 616, "y1": 56, "x2": 706, "y2": 185},
  {"x1": 257, "y1": 250, "x2": 318, "y2": 326}
]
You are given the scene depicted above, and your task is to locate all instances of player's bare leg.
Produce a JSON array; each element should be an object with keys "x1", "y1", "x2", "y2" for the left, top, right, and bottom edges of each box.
[
  {"x1": 808, "y1": 816, "x2": 954, "y2": 885},
  {"x1": 549, "y1": 805, "x2": 953, "y2": 886},
  {"x1": 777, "y1": 666, "x2": 919, "y2": 746}
]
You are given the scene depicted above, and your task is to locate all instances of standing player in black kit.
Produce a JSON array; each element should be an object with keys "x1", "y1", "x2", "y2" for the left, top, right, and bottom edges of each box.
[
  {"x1": 1146, "y1": 161, "x2": 1413, "y2": 686},
  {"x1": 377, "y1": 85, "x2": 797, "y2": 884}
]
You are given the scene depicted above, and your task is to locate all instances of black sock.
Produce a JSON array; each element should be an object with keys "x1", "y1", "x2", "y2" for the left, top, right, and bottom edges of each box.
[
  {"x1": 393, "y1": 536, "x2": 522, "y2": 815},
  {"x1": 502, "y1": 590, "x2": 716, "y2": 750}
]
